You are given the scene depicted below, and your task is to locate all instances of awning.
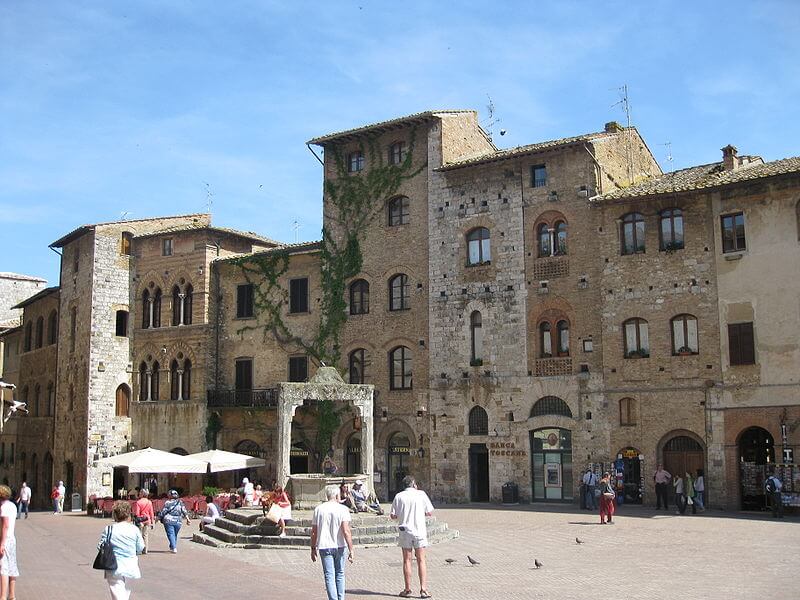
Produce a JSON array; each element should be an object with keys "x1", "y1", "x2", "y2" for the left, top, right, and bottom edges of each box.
[
  {"x1": 187, "y1": 449, "x2": 266, "y2": 473},
  {"x1": 99, "y1": 448, "x2": 208, "y2": 473}
]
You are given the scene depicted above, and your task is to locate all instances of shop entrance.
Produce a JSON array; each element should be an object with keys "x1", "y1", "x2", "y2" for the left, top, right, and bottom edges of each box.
[
  {"x1": 618, "y1": 448, "x2": 643, "y2": 504},
  {"x1": 290, "y1": 442, "x2": 309, "y2": 474},
  {"x1": 530, "y1": 428, "x2": 573, "y2": 502},
  {"x1": 387, "y1": 433, "x2": 410, "y2": 500},
  {"x1": 468, "y1": 443, "x2": 490, "y2": 502},
  {"x1": 662, "y1": 435, "x2": 704, "y2": 480},
  {"x1": 739, "y1": 426, "x2": 775, "y2": 510}
]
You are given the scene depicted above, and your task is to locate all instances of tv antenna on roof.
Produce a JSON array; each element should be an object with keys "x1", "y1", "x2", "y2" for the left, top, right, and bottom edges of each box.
[
  {"x1": 120, "y1": 211, "x2": 131, "y2": 221},
  {"x1": 611, "y1": 84, "x2": 634, "y2": 184},
  {"x1": 203, "y1": 181, "x2": 213, "y2": 214},
  {"x1": 660, "y1": 141, "x2": 674, "y2": 172},
  {"x1": 292, "y1": 220, "x2": 301, "y2": 243},
  {"x1": 482, "y1": 94, "x2": 503, "y2": 141}
]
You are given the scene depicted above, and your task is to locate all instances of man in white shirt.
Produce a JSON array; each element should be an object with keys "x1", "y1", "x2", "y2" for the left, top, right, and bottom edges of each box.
[
  {"x1": 56, "y1": 481, "x2": 66, "y2": 513},
  {"x1": 0, "y1": 485, "x2": 19, "y2": 600},
  {"x1": 311, "y1": 485, "x2": 354, "y2": 600},
  {"x1": 582, "y1": 469, "x2": 598, "y2": 510},
  {"x1": 16, "y1": 483, "x2": 31, "y2": 520},
  {"x1": 391, "y1": 475, "x2": 434, "y2": 599}
]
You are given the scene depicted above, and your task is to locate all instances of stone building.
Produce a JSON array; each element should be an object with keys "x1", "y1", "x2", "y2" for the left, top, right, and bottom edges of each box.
[
  {"x1": 0, "y1": 272, "x2": 47, "y2": 324},
  {"x1": 1, "y1": 109, "x2": 797, "y2": 512}
]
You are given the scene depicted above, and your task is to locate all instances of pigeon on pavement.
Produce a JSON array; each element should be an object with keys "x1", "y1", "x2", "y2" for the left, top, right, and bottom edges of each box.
[
  {"x1": 576, "y1": 537, "x2": 585, "y2": 544},
  {"x1": 467, "y1": 555, "x2": 480, "y2": 566},
  {"x1": 445, "y1": 558, "x2": 455, "y2": 565},
  {"x1": 534, "y1": 559, "x2": 543, "y2": 569}
]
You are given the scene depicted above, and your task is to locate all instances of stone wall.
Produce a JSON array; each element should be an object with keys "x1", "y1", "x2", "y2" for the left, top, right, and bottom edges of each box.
[{"x1": 0, "y1": 273, "x2": 46, "y2": 323}]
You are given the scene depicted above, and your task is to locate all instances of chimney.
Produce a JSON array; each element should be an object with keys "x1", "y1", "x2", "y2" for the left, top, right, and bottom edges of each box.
[
  {"x1": 722, "y1": 144, "x2": 738, "y2": 171},
  {"x1": 605, "y1": 121, "x2": 623, "y2": 134}
]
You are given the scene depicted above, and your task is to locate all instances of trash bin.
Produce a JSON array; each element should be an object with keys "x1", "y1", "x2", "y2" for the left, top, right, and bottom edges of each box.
[
  {"x1": 71, "y1": 492, "x2": 82, "y2": 512},
  {"x1": 502, "y1": 482, "x2": 519, "y2": 505}
]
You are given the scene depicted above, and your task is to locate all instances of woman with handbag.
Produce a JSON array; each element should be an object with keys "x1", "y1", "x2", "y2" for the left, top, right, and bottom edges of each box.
[
  {"x1": 272, "y1": 485, "x2": 291, "y2": 538},
  {"x1": 96, "y1": 501, "x2": 144, "y2": 600},
  {"x1": 598, "y1": 472, "x2": 616, "y2": 525},
  {"x1": 157, "y1": 490, "x2": 191, "y2": 554},
  {"x1": 132, "y1": 489, "x2": 154, "y2": 554}
]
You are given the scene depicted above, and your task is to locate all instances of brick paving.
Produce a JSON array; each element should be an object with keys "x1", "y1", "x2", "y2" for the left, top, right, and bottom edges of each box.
[{"x1": 14, "y1": 505, "x2": 800, "y2": 600}]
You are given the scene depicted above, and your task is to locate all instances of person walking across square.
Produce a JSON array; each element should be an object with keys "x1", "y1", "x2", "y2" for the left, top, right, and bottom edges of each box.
[
  {"x1": 694, "y1": 469, "x2": 706, "y2": 511},
  {"x1": 654, "y1": 465, "x2": 671, "y2": 510},
  {"x1": 132, "y1": 489, "x2": 155, "y2": 554},
  {"x1": 15, "y1": 483, "x2": 30, "y2": 520},
  {"x1": 0, "y1": 485, "x2": 19, "y2": 600},
  {"x1": 391, "y1": 475, "x2": 434, "y2": 599},
  {"x1": 599, "y1": 472, "x2": 616, "y2": 525},
  {"x1": 310, "y1": 485, "x2": 354, "y2": 600},
  {"x1": 158, "y1": 490, "x2": 190, "y2": 553}
]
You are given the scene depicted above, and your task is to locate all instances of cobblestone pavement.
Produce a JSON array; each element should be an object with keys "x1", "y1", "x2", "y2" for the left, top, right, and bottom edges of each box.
[{"x1": 14, "y1": 504, "x2": 800, "y2": 600}]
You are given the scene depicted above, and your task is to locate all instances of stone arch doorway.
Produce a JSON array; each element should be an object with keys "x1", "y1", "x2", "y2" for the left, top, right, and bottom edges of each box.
[
  {"x1": 738, "y1": 426, "x2": 775, "y2": 510},
  {"x1": 234, "y1": 439, "x2": 262, "y2": 486},
  {"x1": 345, "y1": 433, "x2": 361, "y2": 475},
  {"x1": 387, "y1": 432, "x2": 411, "y2": 500},
  {"x1": 115, "y1": 384, "x2": 131, "y2": 417},
  {"x1": 661, "y1": 434, "x2": 704, "y2": 482},
  {"x1": 530, "y1": 428, "x2": 573, "y2": 502},
  {"x1": 617, "y1": 447, "x2": 643, "y2": 504}
]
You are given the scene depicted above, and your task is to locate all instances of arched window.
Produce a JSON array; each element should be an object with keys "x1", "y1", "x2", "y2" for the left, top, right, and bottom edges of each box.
[
  {"x1": 470, "y1": 311, "x2": 483, "y2": 364},
  {"x1": 141, "y1": 289, "x2": 150, "y2": 328},
  {"x1": 184, "y1": 284, "x2": 193, "y2": 325},
  {"x1": 556, "y1": 320, "x2": 569, "y2": 355},
  {"x1": 389, "y1": 274, "x2": 409, "y2": 311},
  {"x1": 115, "y1": 384, "x2": 130, "y2": 417},
  {"x1": 152, "y1": 289, "x2": 162, "y2": 328},
  {"x1": 170, "y1": 360, "x2": 180, "y2": 400},
  {"x1": 182, "y1": 359, "x2": 191, "y2": 400},
  {"x1": 619, "y1": 397, "x2": 636, "y2": 426},
  {"x1": 623, "y1": 318, "x2": 649, "y2": 358},
  {"x1": 35, "y1": 316, "x2": 44, "y2": 349},
  {"x1": 151, "y1": 361, "x2": 160, "y2": 400},
  {"x1": 621, "y1": 212, "x2": 646, "y2": 255},
  {"x1": 138, "y1": 362, "x2": 148, "y2": 401},
  {"x1": 48, "y1": 310, "x2": 58, "y2": 345},
  {"x1": 539, "y1": 322, "x2": 552, "y2": 357},
  {"x1": 172, "y1": 286, "x2": 181, "y2": 326},
  {"x1": 530, "y1": 396, "x2": 573, "y2": 418},
  {"x1": 671, "y1": 314, "x2": 699, "y2": 355},
  {"x1": 389, "y1": 346, "x2": 412, "y2": 390},
  {"x1": 554, "y1": 221, "x2": 568, "y2": 255},
  {"x1": 537, "y1": 223, "x2": 550, "y2": 257},
  {"x1": 466, "y1": 227, "x2": 491, "y2": 265},
  {"x1": 659, "y1": 208, "x2": 684, "y2": 251},
  {"x1": 349, "y1": 349, "x2": 366, "y2": 384},
  {"x1": 388, "y1": 196, "x2": 410, "y2": 226},
  {"x1": 33, "y1": 384, "x2": 40, "y2": 417},
  {"x1": 46, "y1": 382, "x2": 54, "y2": 416},
  {"x1": 349, "y1": 280, "x2": 370, "y2": 315},
  {"x1": 23, "y1": 321, "x2": 31, "y2": 352},
  {"x1": 468, "y1": 406, "x2": 489, "y2": 435}
]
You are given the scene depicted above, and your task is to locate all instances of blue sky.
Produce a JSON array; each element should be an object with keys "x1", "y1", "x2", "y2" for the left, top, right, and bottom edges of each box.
[{"x1": 1, "y1": 1, "x2": 798, "y2": 285}]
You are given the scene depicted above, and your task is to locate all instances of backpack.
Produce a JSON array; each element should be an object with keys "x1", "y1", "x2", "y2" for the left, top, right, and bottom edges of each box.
[{"x1": 765, "y1": 477, "x2": 776, "y2": 494}]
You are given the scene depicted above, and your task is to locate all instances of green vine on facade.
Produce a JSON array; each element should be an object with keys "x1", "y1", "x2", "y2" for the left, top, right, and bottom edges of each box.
[{"x1": 233, "y1": 129, "x2": 426, "y2": 368}]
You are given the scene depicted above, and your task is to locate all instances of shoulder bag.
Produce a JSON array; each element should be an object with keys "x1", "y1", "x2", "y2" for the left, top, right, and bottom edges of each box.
[{"x1": 93, "y1": 526, "x2": 118, "y2": 571}]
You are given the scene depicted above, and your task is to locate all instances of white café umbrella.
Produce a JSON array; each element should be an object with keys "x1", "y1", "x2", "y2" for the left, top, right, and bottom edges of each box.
[
  {"x1": 99, "y1": 447, "x2": 208, "y2": 473},
  {"x1": 187, "y1": 449, "x2": 266, "y2": 473}
]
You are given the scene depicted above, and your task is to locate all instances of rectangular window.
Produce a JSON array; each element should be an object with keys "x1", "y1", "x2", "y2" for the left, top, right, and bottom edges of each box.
[
  {"x1": 728, "y1": 322, "x2": 755, "y2": 365},
  {"x1": 721, "y1": 212, "x2": 746, "y2": 253},
  {"x1": 235, "y1": 358, "x2": 253, "y2": 391},
  {"x1": 289, "y1": 278, "x2": 309, "y2": 314},
  {"x1": 162, "y1": 238, "x2": 173, "y2": 256},
  {"x1": 120, "y1": 232, "x2": 133, "y2": 256},
  {"x1": 531, "y1": 165, "x2": 547, "y2": 188},
  {"x1": 289, "y1": 356, "x2": 308, "y2": 382},
  {"x1": 115, "y1": 310, "x2": 129, "y2": 337},
  {"x1": 236, "y1": 284, "x2": 254, "y2": 318}
]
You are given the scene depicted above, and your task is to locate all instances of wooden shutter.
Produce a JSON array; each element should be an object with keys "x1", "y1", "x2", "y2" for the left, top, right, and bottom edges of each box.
[{"x1": 728, "y1": 322, "x2": 755, "y2": 365}]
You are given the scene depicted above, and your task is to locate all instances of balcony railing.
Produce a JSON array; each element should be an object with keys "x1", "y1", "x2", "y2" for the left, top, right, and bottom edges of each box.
[{"x1": 207, "y1": 388, "x2": 278, "y2": 408}]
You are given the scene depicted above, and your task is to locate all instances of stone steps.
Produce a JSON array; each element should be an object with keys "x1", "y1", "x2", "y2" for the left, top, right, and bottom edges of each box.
[{"x1": 193, "y1": 508, "x2": 459, "y2": 550}]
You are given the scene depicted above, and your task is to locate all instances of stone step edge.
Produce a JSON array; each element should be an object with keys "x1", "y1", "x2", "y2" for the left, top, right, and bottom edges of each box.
[{"x1": 193, "y1": 529, "x2": 459, "y2": 550}]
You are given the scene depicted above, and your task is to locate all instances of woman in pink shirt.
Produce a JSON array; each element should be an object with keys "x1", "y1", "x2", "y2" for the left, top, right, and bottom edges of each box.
[{"x1": 133, "y1": 489, "x2": 155, "y2": 554}]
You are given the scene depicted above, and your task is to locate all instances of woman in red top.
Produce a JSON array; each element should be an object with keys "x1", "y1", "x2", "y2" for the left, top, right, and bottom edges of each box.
[
  {"x1": 132, "y1": 489, "x2": 155, "y2": 553},
  {"x1": 598, "y1": 472, "x2": 616, "y2": 525},
  {"x1": 273, "y1": 485, "x2": 291, "y2": 538}
]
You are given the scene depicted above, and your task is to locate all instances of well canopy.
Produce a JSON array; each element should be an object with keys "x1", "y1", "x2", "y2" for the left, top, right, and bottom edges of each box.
[
  {"x1": 100, "y1": 447, "x2": 208, "y2": 473},
  {"x1": 187, "y1": 449, "x2": 266, "y2": 473}
]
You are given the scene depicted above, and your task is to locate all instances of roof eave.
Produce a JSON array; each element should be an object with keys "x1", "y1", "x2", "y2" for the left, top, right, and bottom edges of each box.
[{"x1": 436, "y1": 138, "x2": 596, "y2": 172}]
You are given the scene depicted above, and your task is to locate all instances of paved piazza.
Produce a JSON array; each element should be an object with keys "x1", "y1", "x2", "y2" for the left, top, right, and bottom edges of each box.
[{"x1": 17, "y1": 505, "x2": 799, "y2": 600}]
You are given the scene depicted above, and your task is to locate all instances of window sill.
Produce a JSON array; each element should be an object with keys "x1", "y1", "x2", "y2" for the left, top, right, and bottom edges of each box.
[
  {"x1": 388, "y1": 307, "x2": 411, "y2": 313},
  {"x1": 287, "y1": 311, "x2": 311, "y2": 317},
  {"x1": 620, "y1": 251, "x2": 646, "y2": 257},
  {"x1": 624, "y1": 355, "x2": 650, "y2": 360},
  {"x1": 233, "y1": 316, "x2": 256, "y2": 321},
  {"x1": 389, "y1": 387, "x2": 413, "y2": 392},
  {"x1": 466, "y1": 261, "x2": 492, "y2": 268},
  {"x1": 349, "y1": 311, "x2": 369, "y2": 317},
  {"x1": 723, "y1": 252, "x2": 746, "y2": 261},
  {"x1": 729, "y1": 362, "x2": 757, "y2": 367}
]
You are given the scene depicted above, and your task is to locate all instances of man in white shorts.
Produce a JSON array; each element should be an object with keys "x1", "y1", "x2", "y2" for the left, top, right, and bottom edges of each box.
[
  {"x1": 0, "y1": 485, "x2": 19, "y2": 600},
  {"x1": 391, "y1": 475, "x2": 434, "y2": 598}
]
